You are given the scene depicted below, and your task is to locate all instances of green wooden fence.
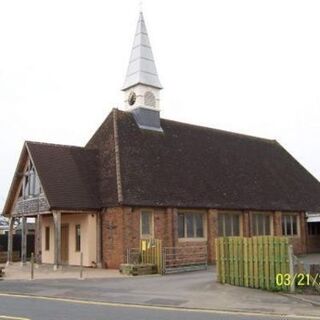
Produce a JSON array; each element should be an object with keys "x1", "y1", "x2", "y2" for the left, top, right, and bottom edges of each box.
[{"x1": 215, "y1": 236, "x2": 290, "y2": 291}]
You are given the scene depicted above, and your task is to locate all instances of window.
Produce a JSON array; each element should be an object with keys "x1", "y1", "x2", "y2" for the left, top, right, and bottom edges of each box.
[
  {"x1": 23, "y1": 162, "x2": 41, "y2": 198},
  {"x1": 218, "y1": 212, "x2": 240, "y2": 236},
  {"x1": 45, "y1": 227, "x2": 50, "y2": 251},
  {"x1": 140, "y1": 211, "x2": 153, "y2": 238},
  {"x1": 252, "y1": 213, "x2": 272, "y2": 236},
  {"x1": 178, "y1": 212, "x2": 205, "y2": 239},
  {"x1": 282, "y1": 214, "x2": 299, "y2": 236},
  {"x1": 308, "y1": 222, "x2": 320, "y2": 236},
  {"x1": 75, "y1": 225, "x2": 81, "y2": 252}
]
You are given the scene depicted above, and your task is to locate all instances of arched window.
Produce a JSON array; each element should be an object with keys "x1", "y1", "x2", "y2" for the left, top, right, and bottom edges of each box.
[
  {"x1": 144, "y1": 91, "x2": 156, "y2": 107},
  {"x1": 23, "y1": 162, "x2": 41, "y2": 198}
]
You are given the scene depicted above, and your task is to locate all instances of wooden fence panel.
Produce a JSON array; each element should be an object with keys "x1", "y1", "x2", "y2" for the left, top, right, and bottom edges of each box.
[
  {"x1": 140, "y1": 239, "x2": 162, "y2": 273},
  {"x1": 248, "y1": 238, "x2": 253, "y2": 287},
  {"x1": 215, "y1": 236, "x2": 290, "y2": 291}
]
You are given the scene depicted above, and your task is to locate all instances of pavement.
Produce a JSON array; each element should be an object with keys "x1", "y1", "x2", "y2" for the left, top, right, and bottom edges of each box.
[
  {"x1": 297, "y1": 253, "x2": 320, "y2": 265},
  {"x1": 0, "y1": 265, "x2": 320, "y2": 318},
  {"x1": 3, "y1": 262, "x2": 125, "y2": 280}
]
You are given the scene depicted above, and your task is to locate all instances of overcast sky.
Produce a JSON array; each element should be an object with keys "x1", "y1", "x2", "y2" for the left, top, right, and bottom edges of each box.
[{"x1": 1, "y1": 0, "x2": 320, "y2": 210}]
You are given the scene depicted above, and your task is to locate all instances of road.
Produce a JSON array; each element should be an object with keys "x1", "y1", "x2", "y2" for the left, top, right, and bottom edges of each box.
[{"x1": 0, "y1": 294, "x2": 316, "y2": 320}]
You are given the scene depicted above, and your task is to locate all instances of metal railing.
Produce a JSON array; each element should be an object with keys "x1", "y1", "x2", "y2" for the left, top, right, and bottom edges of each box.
[
  {"x1": 126, "y1": 243, "x2": 208, "y2": 275},
  {"x1": 162, "y1": 245, "x2": 208, "y2": 274}
]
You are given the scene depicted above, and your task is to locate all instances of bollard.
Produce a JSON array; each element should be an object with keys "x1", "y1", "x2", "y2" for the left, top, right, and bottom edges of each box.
[
  {"x1": 31, "y1": 252, "x2": 34, "y2": 280},
  {"x1": 80, "y1": 252, "x2": 83, "y2": 280}
]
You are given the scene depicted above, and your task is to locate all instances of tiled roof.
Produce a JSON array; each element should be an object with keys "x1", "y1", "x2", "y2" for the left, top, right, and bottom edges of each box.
[
  {"x1": 114, "y1": 110, "x2": 320, "y2": 211},
  {"x1": 5, "y1": 108, "x2": 320, "y2": 212},
  {"x1": 26, "y1": 141, "x2": 101, "y2": 210}
]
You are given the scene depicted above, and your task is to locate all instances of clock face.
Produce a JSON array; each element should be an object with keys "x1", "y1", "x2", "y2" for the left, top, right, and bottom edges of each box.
[{"x1": 128, "y1": 91, "x2": 136, "y2": 106}]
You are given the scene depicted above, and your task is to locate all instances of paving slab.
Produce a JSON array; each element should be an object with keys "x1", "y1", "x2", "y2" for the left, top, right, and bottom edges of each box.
[{"x1": 2, "y1": 262, "x2": 125, "y2": 280}]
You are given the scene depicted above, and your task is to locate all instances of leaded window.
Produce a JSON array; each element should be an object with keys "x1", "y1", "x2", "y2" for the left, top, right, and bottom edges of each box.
[{"x1": 178, "y1": 212, "x2": 205, "y2": 238}]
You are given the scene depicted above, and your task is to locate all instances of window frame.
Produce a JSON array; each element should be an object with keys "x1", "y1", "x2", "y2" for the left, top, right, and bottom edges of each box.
[
  {"x1": 140, "y1": 210, "x2": 154, "y2": 239},
  {"x1": 177, "y1": 211, "x2": 207, "y2": 241},
  {"x1": 45, "y1": 226, "x2": 50, "y2": 251},
  {"x1": 251, "y1": 211, "x2": 273, "y2": 236},
  {"x1": 218, "y1": 211, "x2": 242, "y2": 237},
  {"x1": 282, "y1": 213, "x2": 300, "y2": 237},
  {"x1": 75, "y1": 224, "x2": 81, "y2": 252}
]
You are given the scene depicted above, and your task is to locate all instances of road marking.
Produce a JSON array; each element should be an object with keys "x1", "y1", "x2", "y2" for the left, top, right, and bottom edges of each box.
[
  {"x1": 0, "y1": 316, "x2": 30, "y2": 320},
  {"x1": 0, "y1": 292, "x2": 317, "y2": 319}
]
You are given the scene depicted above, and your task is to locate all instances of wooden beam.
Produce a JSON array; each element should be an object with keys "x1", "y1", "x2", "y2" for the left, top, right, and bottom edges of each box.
[
  {"x1": 53, "y1": 211, "x2": 61, "y2": 270},
  {"x1": 21, "y1": 216, "x2": 27, "y2": 265},
  {"x1": 35, "y1": 213, "x2": 42, "y2": 264},
  {"x1": 6, "y1": 217, "x2": 14, "y2": 265}
]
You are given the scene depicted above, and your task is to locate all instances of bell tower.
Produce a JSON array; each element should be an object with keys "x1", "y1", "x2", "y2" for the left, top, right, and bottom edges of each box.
[{"x1": 122, "y1": 11, "x2": 163, "y2": 131}]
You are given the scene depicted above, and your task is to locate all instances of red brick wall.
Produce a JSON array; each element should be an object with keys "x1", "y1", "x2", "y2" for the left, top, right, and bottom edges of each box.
[
  {"x1": 207, "y1": 209, "x2": 218, "y2": 263},
  {"x1": 242, "y1": 211, "x2": 250, "y2": 237},
  {"x1": 102, "y1": 207, "x2": 312, "y2": 269},
  {"x1": 102, "y1": 207, "x2": 125, "y2": 269},
  {"x1": 307, "y1": 235, "x2": 320, "y2": 253}
]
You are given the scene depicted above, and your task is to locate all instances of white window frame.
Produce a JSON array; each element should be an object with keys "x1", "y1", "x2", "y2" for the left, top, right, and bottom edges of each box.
[
  {"x1": 218, "y1": 211, "x2": 242, "y2": 237},
  {"x1": 140, "y1": 210, "x2": 154, "y2": 239},
  {"x1": 251, "y1": 212, "x2": 273, "y2": 236},
  {"x1": 178, "y1": 211, "x2": 207, "y2": 241},
  {"x1": 282, "y1": 213, "x2": 300, "y2": 237}
]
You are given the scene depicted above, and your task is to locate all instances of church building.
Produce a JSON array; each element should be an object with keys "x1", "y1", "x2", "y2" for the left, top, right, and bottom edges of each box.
[{"x1": 3, "y1": 12, "x2": 320, "y2": 269}]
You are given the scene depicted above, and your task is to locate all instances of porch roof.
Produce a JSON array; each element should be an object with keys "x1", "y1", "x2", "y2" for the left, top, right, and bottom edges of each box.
[{"x1": 26, "y1": 142, "x2": 101, "y2": 210}]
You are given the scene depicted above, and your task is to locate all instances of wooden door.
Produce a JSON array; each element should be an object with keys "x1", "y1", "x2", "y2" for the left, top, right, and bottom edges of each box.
[{"x1": 61, "y1": 225, "x2": 69, "y2": 264}]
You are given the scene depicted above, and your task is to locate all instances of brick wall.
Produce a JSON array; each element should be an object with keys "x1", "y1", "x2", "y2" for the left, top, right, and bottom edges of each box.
[
  {"x1": 102, "y1": 207, "x2": 125, "y2": 269},
  {"x1": 102, "y1": 207, "x2": 313, "y2": 269},
  {"x1": 307, "y1": 235, "x2": 320, "y2": 253},
  {"x1": 207, "y1": 209, "x2": 218, "y2": 263}
]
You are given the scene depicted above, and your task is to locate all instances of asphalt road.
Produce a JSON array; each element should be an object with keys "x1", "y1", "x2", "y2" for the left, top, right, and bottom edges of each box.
[{"x1": 0, "y1": 295, "x2": 316, "y2": 320}]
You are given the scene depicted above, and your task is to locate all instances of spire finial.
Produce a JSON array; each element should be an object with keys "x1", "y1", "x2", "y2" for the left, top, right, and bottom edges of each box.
[{"x1": 139, "y1": 1, "x2": 143, "y2": 13}]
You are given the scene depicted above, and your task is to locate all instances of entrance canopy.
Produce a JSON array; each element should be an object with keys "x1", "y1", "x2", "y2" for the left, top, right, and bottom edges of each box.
[{"x1": 306, "y1": 212, "x2": 320, "y2": 222}]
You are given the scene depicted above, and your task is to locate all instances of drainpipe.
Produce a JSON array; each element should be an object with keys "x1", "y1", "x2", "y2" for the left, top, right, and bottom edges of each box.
[{"x1": 100, "y1": 209, "x2": 106, "y2": 267}]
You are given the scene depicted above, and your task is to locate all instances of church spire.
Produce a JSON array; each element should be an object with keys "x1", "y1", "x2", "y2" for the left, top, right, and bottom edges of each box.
[
  {"x1": 122, "y1": 11, "x2": 163, "y2": 132},
  {"x1": 122, "y1": 11, "x2": 162, "y2": 91}
]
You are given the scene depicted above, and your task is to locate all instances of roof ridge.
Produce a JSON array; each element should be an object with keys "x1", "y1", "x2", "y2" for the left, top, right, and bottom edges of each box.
[
  {"x1": 112, "y1": 109, "x2": 124, "y2": 204},
  {"x1": 85, "y1": 109, "x2": 115, "y2": 148},
  {"x1": 164, "y1": 118, "x2": 275, "y2": 143},
  {"x1": 26, "y1": 140, "x2": 85, "y2": 149},
  {"x1": 116, "y1": 109, "x2": 276, "y2": 144}
]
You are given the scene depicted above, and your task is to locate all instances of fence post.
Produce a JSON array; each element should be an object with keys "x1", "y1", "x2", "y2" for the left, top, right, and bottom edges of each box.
[
  {"x1": 79, "y1": 252, "x2": 83, "y2": 280},
  {"x1": 162, "y1": 248, "x2": 166, "y2": 275},
  {"x1": 30, "y1": 252, "x2": 34, "y2": 280},
  {"x1": 288, "y1": 245, "x2": 295, "y2": 293}
]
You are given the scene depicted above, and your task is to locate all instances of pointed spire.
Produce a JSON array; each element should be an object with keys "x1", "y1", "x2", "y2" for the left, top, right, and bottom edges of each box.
[{"x1": 122, "y1": 11, "x2": 162, "y2": 90}]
